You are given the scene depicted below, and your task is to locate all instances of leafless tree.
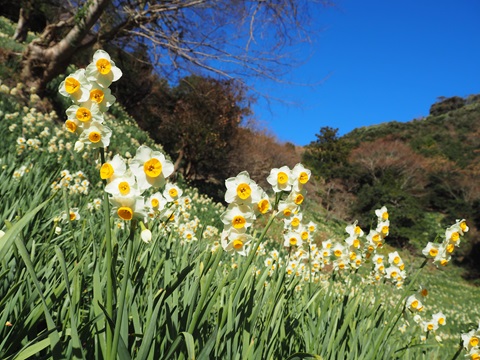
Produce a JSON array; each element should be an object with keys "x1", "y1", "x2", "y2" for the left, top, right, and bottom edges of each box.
[{"x1": 18, "y1": 0, "x2": 329, "y2": 94}]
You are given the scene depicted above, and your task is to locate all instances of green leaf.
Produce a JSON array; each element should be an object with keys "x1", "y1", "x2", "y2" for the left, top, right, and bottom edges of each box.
[
  {"x1": 12, "y1": 338, "x2": 51, "y2": 360},
  {"x1": 0, "y1": 196, "x2": 52, "y2": 261},
  {"x1": 285, "y1": 353, "x2": 323, "y2": 360}
]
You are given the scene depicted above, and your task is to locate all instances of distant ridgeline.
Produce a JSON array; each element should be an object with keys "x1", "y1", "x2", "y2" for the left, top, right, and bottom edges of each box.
[{"x1": 429, "y1": 94, "x2": 480, "y2": 116}]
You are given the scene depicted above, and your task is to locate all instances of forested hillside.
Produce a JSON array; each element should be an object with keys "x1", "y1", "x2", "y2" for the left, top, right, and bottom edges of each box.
[{"x1": 303, "y1": 95, "x2": 480, "y2": 278}]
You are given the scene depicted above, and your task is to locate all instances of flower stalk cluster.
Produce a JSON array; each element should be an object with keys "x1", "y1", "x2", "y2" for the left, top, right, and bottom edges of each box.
[{"x1": 422, "y1": 219, "x2": 469, "y2": 267}]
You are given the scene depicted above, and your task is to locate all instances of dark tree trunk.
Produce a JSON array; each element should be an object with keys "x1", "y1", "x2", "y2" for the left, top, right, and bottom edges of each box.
[
  {"x1": 20, "y1": 0, "x2": 111, "y2": 95},
  {"x1": 13, "y1": 7, "x2": 29, "y2": 43}
]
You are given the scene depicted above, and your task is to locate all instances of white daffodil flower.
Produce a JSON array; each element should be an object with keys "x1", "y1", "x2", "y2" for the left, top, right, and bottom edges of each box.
[
  {"x1": 291, "y1": 163, "x2": 311, "y2": 191},
  {"x1": 78, "y1": 121, "x2": 112, "y2": 148},
  {"x1": 221, "y1": 228, "x2": 252, "y2": 256},
  {"x1": 104, "y1": 170, "x2": 141, "y2": 198},
  {"x1": 86, "y1": 50, "x2": 123, "y2": 88},
  {"x1": 100, "y1": 154, "x2": 127, "y2": 182},
  {"x1": 58, "y1": 69, "x2": 92, "y2": 103},
  {"x1": 163, "y1": 183, "x2": 183, "y2": 202},
  {"x1": 267, "y1": 165, "x2": 292, "y2": 193},
  {"x1": 129, "y1": 145, "x2": 174, "y2": 191},
  {"x1": 224, "y1": 170, "x2": 260, "y2": 204},
  {"x1": 220, "y1": 203, "x2": 255, "y2": 231}
]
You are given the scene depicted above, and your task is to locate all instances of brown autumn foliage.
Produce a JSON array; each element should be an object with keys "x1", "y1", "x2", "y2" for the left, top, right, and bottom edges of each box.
[
  {"x1": 226, "y1": 124, "x2": 301, "y2": 189},
  {"x1": 349, "y1": 136, "x2": 429, "y2": 197}
]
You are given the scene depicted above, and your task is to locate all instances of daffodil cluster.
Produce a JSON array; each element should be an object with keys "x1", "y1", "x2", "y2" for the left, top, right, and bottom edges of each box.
[
  {"x1": 265, "y1": 164, "x2": 312, "y2": 249},
  {"x1": 404, "y1": 286, "x2": 447, "y2": 338},
  {"x1": 51, "y1": 169, "x2": 90, "y2": 195},
  {"x1": 220, "y1": 170, "x2": 269, "y2": 255},
  {"x1": 100, "y1": 145, "x2": 174, "y2": 223},
  {"x1": 58, "y1": 50, "x2": 180, "y2": 235},
  {"x1": 461, "y1": 322, "x2": 480, "y2": 359},
  {"x1": 58, "y1": 50, "x2": 121, "y2": 152},
  {"x1": 422, "y1": 219, "x2": 469, "y2": 267}
]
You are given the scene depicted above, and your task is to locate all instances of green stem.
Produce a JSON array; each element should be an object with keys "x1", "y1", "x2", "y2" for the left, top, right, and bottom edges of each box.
[
  {"x1": 100, "y1": 148, "x2": 113, "y2": 358},
  {"x1": 187, "y1": 248, "x2": 223, "y2": 334},
  {"x1": 111, "y1": 220, "x2": 136, "y2": 360},
  {"x1": 450, "y1": 345, "x2": 463, "y2": 360},
  {"x1": 231, "y1": 208, "x2": 278, "y2": 302},
  {"x1": 371, "y1": 258, "x2": 428, "y2": 357},
  {"x1": 62, "y1": 187, "x2": 80, "y2": 262}
]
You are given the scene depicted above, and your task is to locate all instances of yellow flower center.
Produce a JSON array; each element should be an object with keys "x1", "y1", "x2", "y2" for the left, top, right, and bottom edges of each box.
[
  {"x1": 233, "y1": 239, "x2": 244, "y2": 250},
  {"x1": 236, "y1": 183, "x2": 251, "y2": 200},
  {"x1": 76, "y1": 107, "x2": 92, "y2": 122},
  {"x1": 438, "y1": 317, "x2": 445, "y2": 325},
  {"x1": 283, "y1": 208, "x2": 292, "y2": 217},
  {"x1": 294, "y1": 193, "x2": 304, "y2": 205},
  {"x1": 257, "y1": 199, "x2": 270, "y2": 214},
  {"x1": 65, "y1": 119, "x2": 77, "y2": 133},
  {"x1": 118, "y1": 181, "x2": 130, "y2": 195},
  {"x1": 399, "y1": 263, "x2": 405, "y2": 270},
  {"x1": 88, "y1": 131, "x2": 101, "y2": 143},
  {"x1": 232, "y1": 215, "x2": 246, "y2": 229},
  {"x1": 411, "y1": 300, "x2": 419, "y2": 309},
  {"x1": 299, "y1": 171, "x2": 309, "y2": 184},
  {"x1": 470, "y1": 337, "x2": 479, "y2": 347},
  {"x1": 427, "y1": 323, "x2": 434, "y2": 331},
  {"x1": 440, "y1": 259, "x2": 448, "y2": 266},
  {"x1": 100, "y1": 163, "x2": 114, "y2": 179},
  {"x1": 118, "y1": 207, "x2": 133, "y2": 221},
  {"x1": 391, "y1": 271, "x2": 398, "y2": 278},
  {"x1": 460, "y1": 221, "x2": 468, "y2": 232},
  {"x1": 393, "y1": 256, "x2": 400, "y2": 264},
  {"x1": 354, "y1": 226, "x2": 362, "y2": 235},
  {"x1": 349, "y1": 252, "x2": 356, "y2": 260},
  {"x1": 96, "y1": 58, "x2": 112, "y2": 75},
  {"x1": 69, "y1": 212, "x2": 76, "y2": 221},
  {"x1": 289, "y1": 237, "x2": 298, "y2": 246},
  {"x1": 291, "y1": 218, "x2": 300, "y2": 227},
  {"x1": 151, "y1": 198, "x2": 159, "y2": 208},
  {"x1": 169, "y1": 188, "x2": 178, "y2": 198},
  {"x1": 372, "y1": 234, "x2": 380, "y2": 243},
  {"x1": 446, "y1": 243, "x2": 455, "y2": 253},
  {"x1": 382, "y1": 226, "x2": 389, "y2": 234},
  {"x1": 429, "y1": 248, "x2": 438, "y2": 257},
  {"x1": 382, "y1": 212, "x2": 389, "y2": 220},
  {"x1": 334, "y1": 249, "x2": 342, "y2": 257},
  {"x1": 450, "y1": 232, "x2": 460, "y2": 242},
  {"x1": 65, "y1": 77, "x2": 80, "y2": 94},
  {"x1": 376, "y1": 257, "x2": 383, "y2": 264},
  {"x1": 277, "y1": 171, "x2": 288, "y2": 185},
  {"x1": 353, "y1": 239, "x2": 360, "y2": 248},
  {"x1": 90, "y1": 89, "x2": 105, "y2": 103},
  {"x1": 143, "y1": 158, "x2": 162, "y2": 178},
  {"x1": 301, "y1": 231, "x2": 309, "y2": 240}
]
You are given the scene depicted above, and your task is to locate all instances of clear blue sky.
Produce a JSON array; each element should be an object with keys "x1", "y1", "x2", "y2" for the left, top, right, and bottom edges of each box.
[{"x1": 252, "y1": 0, "x2": 480, "y2": 146}]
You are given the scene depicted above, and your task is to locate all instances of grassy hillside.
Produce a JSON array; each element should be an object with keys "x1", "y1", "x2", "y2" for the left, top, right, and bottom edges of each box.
[{"x1": 1, "y1": 15, "x2": 480, "y2": 359}]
